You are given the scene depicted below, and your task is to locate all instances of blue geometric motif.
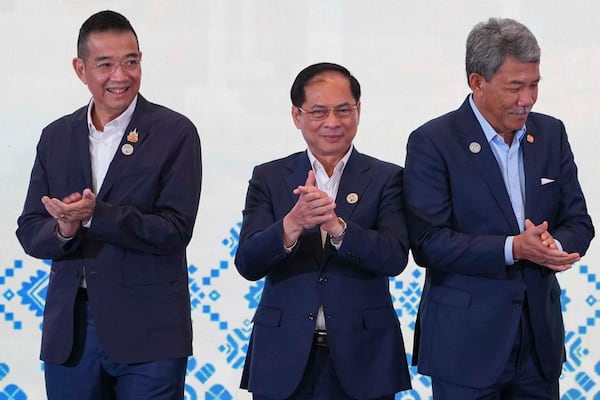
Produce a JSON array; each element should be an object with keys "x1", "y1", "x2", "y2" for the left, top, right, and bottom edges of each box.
[
  {"x1": 0, "y1": 260, "x2": 34, "y2": 331},
  {"x1": 218, "y1": 321, "x2": 252, "y2": 369},
  {"x1": 244, "y1": 281, "x2": 263, "y2": 310},
  {"x1": 17, "y1": 269, "x2": 48, "y2": 318},
  {"x1": 390, "y1": 269, "x2": 423, "y2": 329},
  {"x1": 189, "y1": 261, "x2": 230, "y2": 331},
  {"x1": 560, "y1": 264, "x2": 600, "y2": 399}
]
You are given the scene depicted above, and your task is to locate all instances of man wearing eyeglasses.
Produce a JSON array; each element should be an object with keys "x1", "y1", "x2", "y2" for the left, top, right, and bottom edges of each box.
[
  {"x1": 235, "y1": 62, "x2": 411, "y2": 399},
  {"x1": 16, "y1": 10, "x2": 201, "y2": 399}
]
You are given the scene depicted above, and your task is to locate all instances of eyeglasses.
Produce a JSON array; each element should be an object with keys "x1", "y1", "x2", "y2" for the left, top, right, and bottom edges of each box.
[
  {"x1": 297, "y1": 105, "x2": 358, "y2": 121},
  {"x1": 88, "y1": 57, "x2": 141, "y2": 75}
]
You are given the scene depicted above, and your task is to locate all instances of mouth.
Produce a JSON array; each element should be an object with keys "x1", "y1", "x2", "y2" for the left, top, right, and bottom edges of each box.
[
  {"x1": 106, "y1": 87, "x2": 129, "y2": 94},
  {"x1": 322, "y1": 134, "x2": 343, "y2": 142},
  {"x1": 509, "y1": 107, "x2": 531, "y2": 117}
]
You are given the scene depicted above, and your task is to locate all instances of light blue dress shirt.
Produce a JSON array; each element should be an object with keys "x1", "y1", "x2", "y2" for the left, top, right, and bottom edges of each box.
[{"x1": 469, "y1": 96, "x2": 525, "y2": 265}]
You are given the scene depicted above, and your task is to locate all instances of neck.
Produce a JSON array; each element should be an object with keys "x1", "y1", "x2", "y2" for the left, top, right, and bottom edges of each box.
[{"x1": 498, "y1": 131, "x2": 515, "y2": 146}]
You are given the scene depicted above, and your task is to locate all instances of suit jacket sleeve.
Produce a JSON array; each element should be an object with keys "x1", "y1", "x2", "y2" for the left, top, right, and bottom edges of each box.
[
  {"x1": 335, "y1": 166, "x2": 409, "y2": 276},
  {"x1": 17, "y1": 104, "x2": 202, "y2": 258},
  {"x1": 404, "y1": 114, "x2": 594, "y2": 277},
  {"x1": 542, "y1": 119, "x2": 594, "y2": 255},
  {"x1": 236, "y1": 154, "x2": 409, "y2": 281},
  {"x1": 235, "y1": 164, "x2": 292, "y2": 281},
  {"x1": 86, "y1": 117, "x2": 202, "y2": 255}
]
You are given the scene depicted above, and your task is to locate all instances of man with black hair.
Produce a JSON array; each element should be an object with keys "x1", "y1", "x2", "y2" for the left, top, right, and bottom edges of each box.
[
  {"x1": 235, "y1": 62, "x2": 411, "y2": 400},
  {"x1": 17, "y1": 10, "x2": 201, "y2": 399}
]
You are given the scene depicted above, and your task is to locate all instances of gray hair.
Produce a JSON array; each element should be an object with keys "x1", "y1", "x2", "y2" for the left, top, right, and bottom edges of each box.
[{"x1": 465, "y1": 18, "x2": 540, "y2": 84}]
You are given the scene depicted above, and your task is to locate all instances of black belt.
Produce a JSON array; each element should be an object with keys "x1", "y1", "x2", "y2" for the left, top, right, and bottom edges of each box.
[
  {"x1": 314, "y1": 331, "x2": 328, "y2": 347},
  {"x1": 76, "y1": 287, "x2": 88, "y2": 302}
]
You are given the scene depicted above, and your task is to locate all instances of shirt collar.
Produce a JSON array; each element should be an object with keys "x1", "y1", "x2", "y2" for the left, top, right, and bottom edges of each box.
[
  {"x1": 468, "y1": 94, "x2": 526, "y2": 144},
  {"x1": 87, "y1": 95, "x2": 138, "y2": 134},
  {"x1": 306, "y1": 145, "x2": 353, "y2": 176}
]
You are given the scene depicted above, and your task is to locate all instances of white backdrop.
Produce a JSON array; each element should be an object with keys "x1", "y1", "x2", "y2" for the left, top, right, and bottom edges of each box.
[{"x1": 1, "y1": 1, "x2": 599, "y2": 399}]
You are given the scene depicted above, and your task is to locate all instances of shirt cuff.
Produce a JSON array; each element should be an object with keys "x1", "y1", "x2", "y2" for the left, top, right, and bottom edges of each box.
[
  {"x1": 55, "y1": 225, "x2": 74, "y2": 242},
  {"x1": 505, "y1": 236, "x2": 517, "y2": 265},
  {"x1": 284, "y1": 240, "x2": 298, "y2": 253}
]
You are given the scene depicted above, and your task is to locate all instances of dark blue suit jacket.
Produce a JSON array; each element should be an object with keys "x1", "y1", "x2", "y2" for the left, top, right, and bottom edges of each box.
[
  {"x1": 404, "y1": 97, "x2": 594, "y2": 387},
  {"x1": 235, "y1": 149, "x2": 411, "y2": 399},
  {"x1": 236, "y1": 150, "x2": 410, "y2": 399},
  {"x1": 16, "y1": 95, "x2": 202, "y2": 364}
]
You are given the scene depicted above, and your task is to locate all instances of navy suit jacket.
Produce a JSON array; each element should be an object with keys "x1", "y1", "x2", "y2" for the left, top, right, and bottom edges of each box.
[
  {"x1": 404, "y1": 96, "x2": 594, "y2": 387},
  {"x1": 16, "y1": 95, "x2": 202, "y2": 364},
  {"x1": 235, "y1": 149, "x2": 411, "y2": 399}
]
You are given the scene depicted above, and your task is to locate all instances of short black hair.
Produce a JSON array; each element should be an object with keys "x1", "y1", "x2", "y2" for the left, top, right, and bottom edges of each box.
[
  {"x1": 77, "y1": 10, "x2": 139, "y2": 58},
  {"x1": 290, "y1": 62, "x2": 361, "y2": 107}
]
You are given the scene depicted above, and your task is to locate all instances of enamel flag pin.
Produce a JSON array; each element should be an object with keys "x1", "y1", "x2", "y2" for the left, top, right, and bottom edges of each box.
[
  {"x1": 527, "y1": 134, "x2": 534, "y2": 143},
  {"x1": 127, "y1": 128, "x2": 139, "y2": 143},
  {"x1": 122, "y1": 128, "x2": 138, "y2": 155}
]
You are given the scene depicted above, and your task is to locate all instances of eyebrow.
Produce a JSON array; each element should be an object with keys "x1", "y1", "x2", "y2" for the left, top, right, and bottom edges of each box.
[
  {"x1": 310, "y1": 102, "x2": 352, "y2": 109},
  {"x1": 92, "y1": 52, "x2": 140, "y2": 62}
]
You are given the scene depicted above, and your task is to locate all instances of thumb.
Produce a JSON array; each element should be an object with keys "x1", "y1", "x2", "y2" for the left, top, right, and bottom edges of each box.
[{"x1": 524, "y1": 219, "x2": 535, "y2": 230}]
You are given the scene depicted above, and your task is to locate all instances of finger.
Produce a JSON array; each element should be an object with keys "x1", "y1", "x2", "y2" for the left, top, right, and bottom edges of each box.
[
  {"x1": 524, "y1": 219, "x2": 535, "y2": 230},
  {"x1": 82, "y1": 188, "x2": 96, "y2": 200},
  {"x1": 544, "y1": 263, "x2": 572, "y2": 272},
  {"x1": 62, "y1": 192, "x2": 82, "y2": 203},
  {"x1": 305, "y1": 170, "x2": 316, "y2": 187}
]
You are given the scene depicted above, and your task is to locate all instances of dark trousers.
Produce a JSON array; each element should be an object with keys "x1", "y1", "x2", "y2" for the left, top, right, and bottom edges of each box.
[
  {"x1": 45, "y1": 291, "x2": 187, "y2": 400},
  {"x1": 253, "y1": 335, "x2": 395, "y2": 400},
  {"x1": 431, "y1": 303, "x2": 559, "y2": 400}
]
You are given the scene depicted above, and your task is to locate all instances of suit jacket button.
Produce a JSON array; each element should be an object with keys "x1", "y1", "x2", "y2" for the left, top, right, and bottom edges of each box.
[
  {"x1": 307, "y1": 312, "x2": 315, "y2": 320},
  {"x1": 512, "y1": 299, "x2": 522, "y2": 305},
  {"x1": 319, "y1": 276, "x2": 328, "y2": 284}
]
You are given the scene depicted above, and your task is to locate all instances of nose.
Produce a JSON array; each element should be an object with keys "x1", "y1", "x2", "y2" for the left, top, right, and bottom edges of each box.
[
  {"x1": 322, "y1": 109, "x2": 341, "y2": 126},
  {"x1": 110, "y1": 62, "x2": 128, "y2": 78},
  {"x1": 518, "y1": 88, "x2": 536, "y2": 107}
]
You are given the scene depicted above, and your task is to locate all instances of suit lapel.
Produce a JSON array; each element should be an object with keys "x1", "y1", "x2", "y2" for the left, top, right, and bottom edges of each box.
[
  {"x1": 97, "y1": 96, "x2": 151, "y2": 200},
  {"x1": 522, "y1": 119, "x2": 541, "y2": 223},
  {"x1": 335, "y1": 149, "x2": 370, "y2": 221},
  {"x1": 456, "y1": 99, "x2": 520, "y2": 232},
  {"x1": 72, "y1": 107, "x2": 93, "y2": 190}
]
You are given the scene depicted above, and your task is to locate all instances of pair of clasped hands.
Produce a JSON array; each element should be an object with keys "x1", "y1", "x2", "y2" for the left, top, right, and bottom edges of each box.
[
  {"x1": 513, "y1": 219, "x2": 580, "y2": 271},
  {"x1": 42, "y1": 188, "x2": 96, "y2": 238},
  {"x1": 283, "y1": 171, "x2": 344, "y2": 248},
  {"x1": 281, "y1": 171, "x2": 580, "y2": 271}
]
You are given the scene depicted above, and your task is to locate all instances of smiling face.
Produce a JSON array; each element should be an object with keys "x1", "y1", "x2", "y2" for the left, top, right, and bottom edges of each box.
[
  {"x1": 470, "y1": 56, "x2": 540, "y2": 141},
  {"x1": 292, "y1": 70, "x2": 360, "y2": 169},
  {"x1": 73, "y1": 30, "x2": 141, "y2": 130}
]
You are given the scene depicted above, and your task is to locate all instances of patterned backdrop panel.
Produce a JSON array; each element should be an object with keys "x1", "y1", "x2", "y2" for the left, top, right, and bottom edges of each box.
[{"x1": 1, "y1": 221, "x2": 598, "y2": 399}]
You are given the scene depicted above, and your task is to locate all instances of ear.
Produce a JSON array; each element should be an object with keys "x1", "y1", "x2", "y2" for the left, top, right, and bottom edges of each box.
[
  {"x1": 73, "y1": 57, "x2": 88, "y2": 85},
  {"x1": 355, "y1": 101, "x2": 361, "y2": 125},
  {"x1": 291, "y1": 105, "x2": 302, "y2": 129},
  {"x1": 468, "y1": 73, "x2": 484, "y2": 94}
]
